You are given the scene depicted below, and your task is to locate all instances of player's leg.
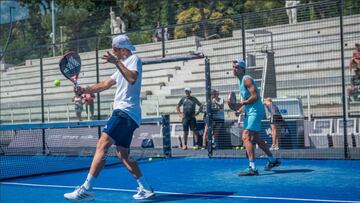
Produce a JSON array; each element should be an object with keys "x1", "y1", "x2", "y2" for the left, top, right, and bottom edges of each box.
[
  {"x1": 212, "y1": 120, "x2": 219, "y2": 147},
  {"x1": 245, "y1": 114, "x2": 272, "y2": 156},
  {"x1": 253, "y1": 132, "x2": 272, "y2": 157},
  {"x1": 243, "y1": 130, "x2": 255, "y2": 161},
  {"x1": 253, "y1": 133, "x2": 281, "y2": 171},
  {"x1": 183, "y1": 131, "x2": 189, "y2": 149},
  {"x1": 270, "y1": 123, "x2": 278, "y2": 150},
  {"x1": 110, "y1": 112, "x2": 141, "y2": 177},
  {"x1": 110, "y1": 109, "x2": 154, "y2": 199},
  {"x1": 238, "y1": 115, "x2": 257, "y2": 175},
  {"x1": 85, "y1": 104, "x2": 89, "y2": 116},
  {"x1": 116, "y1": 146, "x2": 155, "y2": 199},
  {"x1": 182, "y1": 118, "x2": 190, "y2": 149},
  {"x1": 190, "y1": 117, "x2": 199, "y2": 149},
  {"x1": 76, "y1": 110, "x2": 82, "y2": 121},
  {"x1": 202, "y1": 124, "x2": 208, "y2": 149},
  {"x1": 116, "y1": 146, "x2": 142, "y2": 178},
  {"x1": 64, "y1": 132, "x2": 113, "y2": 201},
  {"x1": 239, "y1": 129, "x2": 258, "y2": 176},
  {"x1": 90, "y1": 103, "x2": 95, "y2": 119},
  {"x1": 89, "y1": 133, "x2": 114, "y2": 177}
]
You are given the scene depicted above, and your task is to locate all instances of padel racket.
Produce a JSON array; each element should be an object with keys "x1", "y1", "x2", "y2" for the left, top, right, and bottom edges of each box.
[
  {"x1": 227, "y1": 91, "x2": 240, "y2": 111},
  {"x1": 59, "y1": 51, "x2": 81, "y2": 87}
]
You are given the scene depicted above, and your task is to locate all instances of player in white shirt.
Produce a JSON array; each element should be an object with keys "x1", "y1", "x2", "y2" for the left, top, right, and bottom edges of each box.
[{"x1": 64, "y1": 35, "x2": 155, "y2": 201}]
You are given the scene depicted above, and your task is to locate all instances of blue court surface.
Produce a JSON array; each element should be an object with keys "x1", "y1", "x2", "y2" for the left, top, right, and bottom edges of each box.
[{"x1": 1, "y1": 158, "x2": 360, "y2": 203}]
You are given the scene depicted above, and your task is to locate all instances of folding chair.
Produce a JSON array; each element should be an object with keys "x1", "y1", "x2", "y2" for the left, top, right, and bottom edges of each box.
[
  {"x1": 308, "y1": 119, "x2": 333, "y2": 148},
  {"x1": 331, "y1": 118, "x2": 356, "y2": 148}
]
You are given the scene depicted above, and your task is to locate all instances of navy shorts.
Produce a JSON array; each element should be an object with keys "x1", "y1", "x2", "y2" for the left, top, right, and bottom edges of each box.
[
  {"x1": 182, "y1": 117, "x2": 197, "y2": 133},
  {"x1": 102, "y1": 109, "x2": 139, "y2": 148}
]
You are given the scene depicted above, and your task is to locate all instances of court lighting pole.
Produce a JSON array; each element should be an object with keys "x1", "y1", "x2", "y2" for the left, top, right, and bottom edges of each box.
[
  {"x1": 51, "y1": 0, "x2": 56, "y2": 57},
  {"x1": 60, "y1": 26, "x2": 64, "y2": 55}
]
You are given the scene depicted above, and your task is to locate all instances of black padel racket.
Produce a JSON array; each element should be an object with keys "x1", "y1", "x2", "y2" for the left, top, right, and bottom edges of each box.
[
  {"x1": 227, "y1": 91, "x2": 240, "y2": 111},
  {"x1": 59, "y1": 51, "x2": 81, "y2": 87}
]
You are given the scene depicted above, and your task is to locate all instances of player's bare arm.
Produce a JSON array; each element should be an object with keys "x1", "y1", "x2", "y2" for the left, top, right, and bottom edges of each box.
[
  {"x1": 77, "y1": 78, "x2": 116, "y2": 94},
  {"x1": 241, "y1": 77, "x2": 258, "y2": 105},
  {"x1": 176, "y1": 105, "x2": 183, "y2": 118},
  {"x1": 102, "y1": 51, "x2": 138, "y2": 85}
]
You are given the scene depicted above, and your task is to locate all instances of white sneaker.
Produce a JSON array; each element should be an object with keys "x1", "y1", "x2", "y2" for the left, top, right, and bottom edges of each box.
[
  {"x1": 133, "y1": 187, "x2": 155, "y2": 200},
  {"x1": 64, "y1": 186, "x2": 94, "y2": 202}
]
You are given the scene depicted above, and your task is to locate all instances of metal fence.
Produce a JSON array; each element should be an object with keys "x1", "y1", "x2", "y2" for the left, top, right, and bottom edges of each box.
[
  {"x1": 200, "y1": 0, "x2": 360, "y2": 159},
  {"x1": 1, "y1": 0, "x2": 359, "y2": 159}
]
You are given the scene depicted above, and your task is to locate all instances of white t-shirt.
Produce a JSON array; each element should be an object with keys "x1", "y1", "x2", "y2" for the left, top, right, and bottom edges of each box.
[{"x1": 110, "y1": 55, "x2": 142, "y2": 126}]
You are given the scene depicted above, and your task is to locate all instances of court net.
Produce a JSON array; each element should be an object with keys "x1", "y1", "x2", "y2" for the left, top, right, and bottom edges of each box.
[{"x1": 0, "y1": 116, "x2": 171, "y2": 180}]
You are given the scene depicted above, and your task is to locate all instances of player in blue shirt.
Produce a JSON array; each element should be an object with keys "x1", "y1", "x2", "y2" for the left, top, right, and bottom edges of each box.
[{"x1": 231, "y1": 59, "x2": 280, "y2": 176}]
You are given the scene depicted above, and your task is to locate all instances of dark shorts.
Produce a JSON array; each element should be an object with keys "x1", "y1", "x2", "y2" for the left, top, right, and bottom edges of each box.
[
  {"x1": 270, "y1": 115, "x2": 284, "y2": 125},
  {"x1": 182, "y1": 117, "x2": 197, "y2": 133},
  {"x1": 102, "y1": 109, "x2": 139, "y2": 148}
]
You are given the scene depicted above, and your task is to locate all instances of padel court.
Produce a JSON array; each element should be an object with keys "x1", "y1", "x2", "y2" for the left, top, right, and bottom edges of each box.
[{"x1": 1, "y1": 157, "x2": 360, "y2": 203}]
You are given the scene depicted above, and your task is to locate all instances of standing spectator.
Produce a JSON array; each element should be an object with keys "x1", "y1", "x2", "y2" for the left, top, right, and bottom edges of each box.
[
  {"x1": 202, "y1": 89, "x2": 224, "y2": 149},
  {"x1": 83, "y1": 93, "x2": 96, "y2": 120},
  {"x1": 73, "y1": 94, "x2": 83, "y2": 121},
  {"x1": 164, "y1": 27, "x2": 170, "y2": 41},
  {"x1": 348, "y1": 69, "x2": 360, "y2": 101},
  {"x1": 285, "y1": 0, "x2": 300, "y2": 24},
  {"x1": 176, "y1": 88, "x2": 202, "y2": 150},
  {"x1": 349, "y1": 43, "x2": 360, "y2": 73},
  {"x1": 263, "y1": 98, "x2": 285, "y2": 150},
  {"x1": 153, "y1": 21, "x2": 162, "y2": 42}
]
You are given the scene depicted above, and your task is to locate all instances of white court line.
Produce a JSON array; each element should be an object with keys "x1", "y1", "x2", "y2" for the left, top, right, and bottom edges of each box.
[{"x1": 1, "y1": 182, "x2": 359, "y2": 203}]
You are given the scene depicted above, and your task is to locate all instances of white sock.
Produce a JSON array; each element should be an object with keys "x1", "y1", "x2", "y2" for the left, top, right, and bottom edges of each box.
[
  {"x1": 136, "y1": 176, "x2": 151, "y2": 190},
  {"x1": 268, "y1": 155, "x2": 276, "y2": 163},
  {"x1": 82, "y1": 174, "x2": 96, "y2": 190},
  {"x1": 249, "y1": 161, "x2": 256, "y2": 169}
]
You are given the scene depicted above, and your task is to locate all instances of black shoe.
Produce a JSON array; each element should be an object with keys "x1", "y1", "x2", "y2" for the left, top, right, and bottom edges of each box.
[
  {"x1": 264, "y1": 159, "x2": 281, "y2": 171},
  {"x1": 238, "y1": 166, "x2": 259, "y2": 176}
]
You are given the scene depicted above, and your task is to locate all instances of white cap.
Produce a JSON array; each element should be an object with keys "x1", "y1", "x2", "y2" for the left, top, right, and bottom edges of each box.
[
  {"x1": 112, "y1": 35, "x2": 136, "y2": 52},
  {"x1": 184, "y1": 87, "x2": 191, "y2": 92}
]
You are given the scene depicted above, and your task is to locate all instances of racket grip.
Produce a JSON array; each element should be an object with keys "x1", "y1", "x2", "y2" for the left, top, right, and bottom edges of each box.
[
  {"x1": 74, "y1": 85, "x2": 83, "y2": 95},
  {"x1": 73, "y1": 80, "x2": 79, "y2": 87}
]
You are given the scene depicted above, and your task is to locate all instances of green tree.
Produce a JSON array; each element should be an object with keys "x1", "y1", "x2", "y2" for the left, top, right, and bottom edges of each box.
[
  {"x1": 174, "y1": 7, "x2": 233, "y2": 39},
  {"x1": 243, "y1": 0, "x2": 283, "y2": 12},
  {"x1": 6, "y1": 0, "x2": 358, "y2": 57}
]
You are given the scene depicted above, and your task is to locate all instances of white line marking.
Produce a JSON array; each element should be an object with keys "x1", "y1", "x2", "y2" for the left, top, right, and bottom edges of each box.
[{"x1": 1, "y1": 182, "x2": 359, "y2": 203}]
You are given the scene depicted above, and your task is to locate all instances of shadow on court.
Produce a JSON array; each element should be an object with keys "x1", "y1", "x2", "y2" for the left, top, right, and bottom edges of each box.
[
  {"x1": 143, "y1": 191, "x2": 236, "y2": 202},
  {"x1": 261, "y1": 169, "x2": 314, "y2": 176}
]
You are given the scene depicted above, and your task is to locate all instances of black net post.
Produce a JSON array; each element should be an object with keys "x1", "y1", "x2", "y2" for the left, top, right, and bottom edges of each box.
[
  {"x1": 95, "y1": 37, "x2": 101, "y2": 137},
  {"x1": 205, "y1": 57, "x2": 213, "y2": 157},
  {"x1": 39, "y1": 48, "x2": 45, "y2": 124},
  {"x1": 162, "y1": 114, "x2": 171, "y2": 157},
  {"x1": 161, "y1": 26, "x2": 166, "y2": 58},
  {"x1": 338, "y1": 0, "x2": 348, "y2": 159},
  {"x1": 39, "y1": 47, "x2": 46, "y2": 155}
]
